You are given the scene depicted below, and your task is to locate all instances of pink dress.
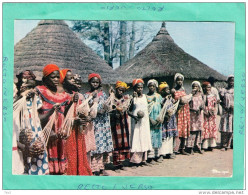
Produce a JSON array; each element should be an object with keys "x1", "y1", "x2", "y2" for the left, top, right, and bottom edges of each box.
[
  {"x1": 80, "y1": 94, "x2": 97, "y2": 153},
  {"x1": 190, "y1": 94, "x2": 204, "y2": 132},
  {"x1": 202, "y1": 94, "x2": 217, "y2": 139}
]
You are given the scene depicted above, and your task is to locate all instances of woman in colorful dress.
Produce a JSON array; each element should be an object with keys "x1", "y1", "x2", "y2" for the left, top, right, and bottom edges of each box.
[
  {"x1": 60, "y1": 69, "x2": 92, "y2": 175},
  {"x1": 172, "y1": 73, "x2": 191, "y2": 155},
  {"x1": 146, "y1": 79, "x2": 163, "y2": 164},
  {"x1": 158, "y1": 82, "x2": 178, "y2": 159},
  {"x1": 13, "y1": 70, "x2": 36, "y2": 175},
  {"x1": 13, "y1": 72, "x2": 49, "y2": 175},
  {"x1": 36, "y1": 64, "x2": 72, "y2": 175},
  {"x1": 84, "y1": 73, "x2": 113, "y2": 176},
  {"x1": 202, "y1": 82, "x2": 218, "y2": 151},
  {"x1": 109, "y1": 81, "x2": 131, "y2": 172},
  {"x1": 128, "y1": 79, "x2": 153, "y2": 168},
  {"x1": 13, "y1": 71, "x2": 49, "y2": 175},
  {"x1": 219, "y1": 75, "x2": 234, "y2": 151},
  {"x1": 187, "y1": 81, "x2": 204, "y2": 154}
]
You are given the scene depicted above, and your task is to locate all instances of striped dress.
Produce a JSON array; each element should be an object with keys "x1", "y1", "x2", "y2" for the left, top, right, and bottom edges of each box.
[{"x1": 109, "y1": 94, "x2": 131, "y2": 166}]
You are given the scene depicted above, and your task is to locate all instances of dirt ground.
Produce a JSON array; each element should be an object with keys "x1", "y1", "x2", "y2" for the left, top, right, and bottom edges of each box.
[
  {"x1": 104, "y1": 116, "x2": 233, "y2": 177},
  {"x1": 105, "y1": 148, "x2": 233, "y2": 177}
]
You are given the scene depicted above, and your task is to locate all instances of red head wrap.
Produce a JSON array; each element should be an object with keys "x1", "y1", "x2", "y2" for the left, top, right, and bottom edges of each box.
[
  {"x1": 132, "y1": 78, "x2": 144, "y2": 87},
  {"x1": 202, "y1": 81, "x2": 211, "y2": 87},
  {"x1": 43, "y1": 64, "x2": 60, "y2": 77},
  {"x1": 88, "y1": 73, "x2": 102, "y2": 82},
  {"x1": 60, "y1": 69, "x2": 71, "y2": 83}
]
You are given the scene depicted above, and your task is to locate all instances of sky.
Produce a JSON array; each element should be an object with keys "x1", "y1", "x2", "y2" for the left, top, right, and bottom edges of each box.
[{"x1": 14, "y1": 20, "x2": 235, "y2": 76}]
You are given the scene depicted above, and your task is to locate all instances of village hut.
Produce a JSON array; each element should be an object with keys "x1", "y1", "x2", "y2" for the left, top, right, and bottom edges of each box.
[
  {"x1": 116, "y1": 22, "x2": 227, "y2": 93},
  {"x1": 14, "y1": 20, "x2": 118, "y2": 93}
]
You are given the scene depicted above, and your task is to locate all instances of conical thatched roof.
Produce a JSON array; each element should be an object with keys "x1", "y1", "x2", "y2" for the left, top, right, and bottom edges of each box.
[
  {"x1": 116, "y1": 22, "x2": 226, "y2": 83},
  {"x1": 14, "y1": 20, "x2": 117, "y2": 84}
]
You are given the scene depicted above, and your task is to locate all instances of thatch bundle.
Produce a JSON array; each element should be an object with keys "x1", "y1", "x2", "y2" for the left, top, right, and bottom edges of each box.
[
  {"x1": 116, "y1": 22, "x2": 226, "y2": 83},
  {"x1": 14, "y1": 20, "x2": 117, "y2": 84}
]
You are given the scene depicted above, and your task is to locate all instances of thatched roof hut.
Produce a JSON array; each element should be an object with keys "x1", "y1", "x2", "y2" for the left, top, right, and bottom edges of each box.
[
  {"x1": 116, "y1": 22, "x2": 226, "y2": 86},
  {"x1": 14, "y1": 20, "x2": 117, "y2": 84}
]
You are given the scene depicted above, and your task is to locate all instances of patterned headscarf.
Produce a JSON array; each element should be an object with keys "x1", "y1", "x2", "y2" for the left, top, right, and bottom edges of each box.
[
  {"x1": 132, "y1": 78, "x2": 144, "y2": 87},
  {"x1": 43, "y1": 64, "x2": 60, "y2": 77},
  {"x1": 60, "y1": 69, "x2": 71, "y2": 83},
  {"x1": 174, "y1": 73, "x2": 184, "y2": 82},
  {"x1": 158, "y1": 82, "x2": 169, "y2": 92},
  {"x1": 88, "y1": 73, "x2": 102, "y2": 82},
  {"x1": 192, "y1": 81, "x2": 202, "y2": 92},
  {"x1": 116, "y1": 81, "x2": 129, "y2": 90},
  {"x1": 147, "y1": 79, "x2": 158, "y2": 88}
]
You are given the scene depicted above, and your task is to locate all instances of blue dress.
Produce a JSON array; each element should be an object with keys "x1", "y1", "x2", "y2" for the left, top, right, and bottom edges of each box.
[
  {"x1": 84, "y1": 90, "x2": 113, "y2": 155},
  {"x1": 146, "y1": 93, "x2": 163, "y2": 149},
  {"x1": 24, "y1": 96, "x2": 49, "y2": 175},
  {"x1": 162, "y1": 97, "x2": 178, "y2": 139}
]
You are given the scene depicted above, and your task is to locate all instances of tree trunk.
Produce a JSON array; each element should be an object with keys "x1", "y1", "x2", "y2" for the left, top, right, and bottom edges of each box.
[
  {"x1": 120, "y1": 21, "x2": 127, "y2": 66},
  {"x1": 102, "y1": 21, "x2": 111, "y2": 67},
  {"x1": 129, "y1": 21, "x2": 136, "y2": 59}
]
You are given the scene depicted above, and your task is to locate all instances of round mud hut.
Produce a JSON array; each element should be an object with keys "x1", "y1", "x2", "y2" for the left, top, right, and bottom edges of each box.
[
  {"x1": 116, "y1": 22, "x2": 227, "y2": 93},
  {"x1": 14, "y1": 20, "x2": 118, "y2": 93}
]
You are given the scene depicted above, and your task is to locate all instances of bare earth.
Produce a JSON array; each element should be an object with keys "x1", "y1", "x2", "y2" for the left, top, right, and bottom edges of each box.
[{"x1": 105, "y1": 149, "x2": 233, "y2": 177}]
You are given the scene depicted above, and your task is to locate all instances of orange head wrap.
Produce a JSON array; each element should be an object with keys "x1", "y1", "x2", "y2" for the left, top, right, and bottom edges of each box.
[
  {"x1": 132, "y1": 78, "x2": 144, "y2": 87},
  {"x1": 116, "y1": 81, "x2": 129, "y2": 90},
  {"x1": 88, "y1": 73, "x2": 102, "y2": 82},
  {"x1": 43, "y1": 64, "x2": 60, "y2": 77},
  {"x1": 202, "y1": 81, "x2": 211, "y2": 88},
  {"x1": 60, "y1": 69, "x2": 71, "y2": 83}
]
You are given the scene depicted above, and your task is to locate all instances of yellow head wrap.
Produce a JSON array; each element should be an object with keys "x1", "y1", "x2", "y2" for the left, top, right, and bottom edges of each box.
[
  {"x1": 116, "y1": 81, "x2": 130, "y2": 90},
  {"x1": 159, "y1": 82, "x2": 169, "y2": 92}
]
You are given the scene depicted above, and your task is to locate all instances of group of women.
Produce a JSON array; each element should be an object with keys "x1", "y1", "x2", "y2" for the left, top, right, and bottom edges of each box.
[{"x1": 12, "y1": 64, "x2": 234, "y2": 176}]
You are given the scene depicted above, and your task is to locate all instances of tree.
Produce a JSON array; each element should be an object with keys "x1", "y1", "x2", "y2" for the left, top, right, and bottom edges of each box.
[
  {"x1": 120, "y1": 21, "x2": 127, "y2": 66},
  {"x1": 129, "y1": 21, "x2": 135, "y2": 59},
  {"x1": 71, "y1": 21, "x2": 161, "y2": 68},
  {"x1": 71, "y1": 20, "x2": 115, "y2": 68}
]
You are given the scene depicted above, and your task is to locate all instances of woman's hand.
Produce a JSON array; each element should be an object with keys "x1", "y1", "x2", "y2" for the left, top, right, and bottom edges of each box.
[
  {"x1": 17, "y1": 141, "x2": 25, "y2": 151},
  {"x1": 109, "y1": 86, "x2": 115, "y2": 95},
  {"x1": 26, "y1": 90, "x2": 35, "y2": 100},
  {"x1": 167, "y1": 109, "x2": 173, "y2": 117},
  {"x1": 73, "y1": 93, "x2": 79, "y2": 103},
  {"x1": 133, "y1": 115, "x2": 140, "y2": 123},
  {"x1": 49, "y1": 130, "x2": 58, "y2": 141},
  {"x1": 58, "y1": 131, "x2": 68, "y2": 140},
  {"x1": 53, "y1": 103, "x2": 61, "y2": 112},
  {"x1": 209, "y1": 109, "x2": 215, "y2": 116},
  {"x1": 150, "y1": 118, "x2": 157, "y2": 126},
  {"x1": 79, "y1": 118, "x2": 88, "y2": 126}
]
